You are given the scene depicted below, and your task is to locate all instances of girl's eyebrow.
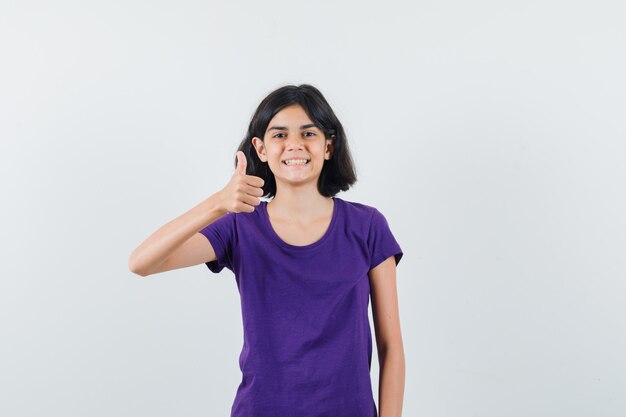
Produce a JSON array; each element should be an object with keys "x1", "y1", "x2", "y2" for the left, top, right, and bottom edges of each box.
[{"x1": 267, "y1": 123, "x2": 318, "y2": 132}]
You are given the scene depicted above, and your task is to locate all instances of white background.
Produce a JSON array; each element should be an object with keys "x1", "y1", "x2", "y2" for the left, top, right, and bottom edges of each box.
[{"x1": 1, "y1": 0, "x2": 625, "y2": 416}]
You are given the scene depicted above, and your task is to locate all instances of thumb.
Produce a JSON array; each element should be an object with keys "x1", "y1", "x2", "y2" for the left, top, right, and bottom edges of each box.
[{"x1": 236, "y1": 151, "x2": 247, "y2": 175}]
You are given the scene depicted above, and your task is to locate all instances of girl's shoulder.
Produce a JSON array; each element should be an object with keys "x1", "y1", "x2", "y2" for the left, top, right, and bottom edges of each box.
[{"x1": 335, "y1": 196, "x2": 381, "y2": 220}]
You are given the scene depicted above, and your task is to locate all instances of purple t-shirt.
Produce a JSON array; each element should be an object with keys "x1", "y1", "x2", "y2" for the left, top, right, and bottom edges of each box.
[{"x1": 199, "y1": 196, "x2": 403, "y2": 417}]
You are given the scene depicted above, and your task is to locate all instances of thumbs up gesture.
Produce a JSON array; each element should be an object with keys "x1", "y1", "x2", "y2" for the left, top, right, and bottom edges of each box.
[{"x1": 218, "y1": 151, "x2": 265, "y2": 213}]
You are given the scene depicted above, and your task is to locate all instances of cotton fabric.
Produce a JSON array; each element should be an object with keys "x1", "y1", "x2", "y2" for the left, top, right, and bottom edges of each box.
[{"x1": 199, "y1": 196, "x2": 403, "y2": 417}]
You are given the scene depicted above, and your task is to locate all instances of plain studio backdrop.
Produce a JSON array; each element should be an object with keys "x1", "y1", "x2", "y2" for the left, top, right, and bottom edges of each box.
[{"x1": 1, "y1": 0, "x2": 624, "y2": 416}]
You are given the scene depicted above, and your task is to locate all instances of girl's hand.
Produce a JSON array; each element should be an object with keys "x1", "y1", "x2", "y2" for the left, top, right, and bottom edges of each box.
[{"x1": 218, "y1": 151, "x2": 265, "y2": 213}]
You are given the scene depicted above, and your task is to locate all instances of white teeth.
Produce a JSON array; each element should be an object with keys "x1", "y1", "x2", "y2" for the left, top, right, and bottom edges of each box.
[{"x1": 284, "y1": 159, "x2": 308, "y2": 165}]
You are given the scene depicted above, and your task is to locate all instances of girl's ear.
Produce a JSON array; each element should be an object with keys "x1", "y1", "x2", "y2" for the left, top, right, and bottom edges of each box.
[
  {"x1": 325, "y1": 135, "x2": 335, "y2": 160},
  {"x1": 251, "y1": 136, "x2": 265, "y2": 161}
]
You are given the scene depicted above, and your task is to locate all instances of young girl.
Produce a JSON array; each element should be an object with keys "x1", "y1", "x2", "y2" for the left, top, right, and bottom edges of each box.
[{"x1": 129, "y1": 84, "x2": 405, "y2": 417}]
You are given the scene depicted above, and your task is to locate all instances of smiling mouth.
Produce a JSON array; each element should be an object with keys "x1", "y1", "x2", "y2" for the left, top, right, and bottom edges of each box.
[{"x1": 282, "y1": 159, "x2": 310, "y2": 165}]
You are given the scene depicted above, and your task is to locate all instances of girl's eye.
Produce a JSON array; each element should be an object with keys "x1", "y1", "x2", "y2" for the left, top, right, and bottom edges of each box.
[{"x1": 273, "y1": 132, "x2": 316, "y2": 138}]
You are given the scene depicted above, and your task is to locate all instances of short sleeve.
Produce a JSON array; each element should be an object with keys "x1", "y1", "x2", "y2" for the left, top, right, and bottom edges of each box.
[
  {"x1": 198, "y1": 212, "x2": 236, "y2": 274},
  {"x1": 367, "y1": 208, "x2": 403, "y2": 270}
]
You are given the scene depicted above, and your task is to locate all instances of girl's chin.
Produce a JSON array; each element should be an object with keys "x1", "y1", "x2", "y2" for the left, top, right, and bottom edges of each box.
[{"x1": 274, "y1": 172, "x2": 320, "y2": 185}]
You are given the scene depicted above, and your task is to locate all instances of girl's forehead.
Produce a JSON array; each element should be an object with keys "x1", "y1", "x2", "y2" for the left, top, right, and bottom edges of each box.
[
  {"x1": 266, "y1": 105, "x2": 320, "y2": 131},
  {"x1": 271, "y1": 104, "x2": 310, "y2": 121}
]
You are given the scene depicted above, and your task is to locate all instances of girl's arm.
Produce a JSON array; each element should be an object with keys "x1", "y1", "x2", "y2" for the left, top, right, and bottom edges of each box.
[
  {"x1": 370, "y1": 255, "x2": 405, "y2": 417},
  {"x1": 128, "y1": 191, "x2": 228, "y2": 276},
  {"x1": 128, "y1": 152, "x2": 265, "y2": 276}
]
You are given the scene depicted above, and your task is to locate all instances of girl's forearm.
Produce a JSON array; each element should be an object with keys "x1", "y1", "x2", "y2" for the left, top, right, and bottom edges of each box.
[
  {"x1": 378, "y1": 346, "x2": 405, "y2": 417},
  {"x1": 128, "y1": 191, "x2": 227, "y2": 276}
]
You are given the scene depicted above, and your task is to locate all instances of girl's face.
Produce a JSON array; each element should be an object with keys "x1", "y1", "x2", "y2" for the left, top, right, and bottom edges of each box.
[{"x1": 252, "y1": 104, "x2": 333, "y2": 190}]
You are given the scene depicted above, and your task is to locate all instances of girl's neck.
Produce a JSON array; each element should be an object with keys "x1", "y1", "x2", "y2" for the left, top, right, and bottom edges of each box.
[{"x1": 268, "y1": 191, "x2": 333, "y2": 223}]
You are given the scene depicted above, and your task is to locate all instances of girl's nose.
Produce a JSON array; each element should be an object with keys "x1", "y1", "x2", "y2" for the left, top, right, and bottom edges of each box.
[{"x1": 286, "y1": 136, "x2": 305, "y2": 149}]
